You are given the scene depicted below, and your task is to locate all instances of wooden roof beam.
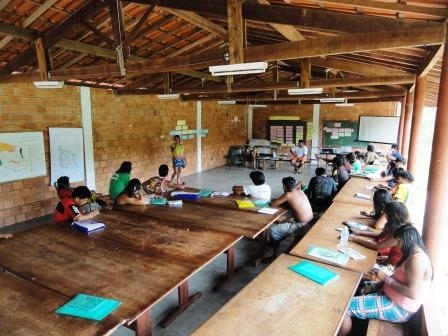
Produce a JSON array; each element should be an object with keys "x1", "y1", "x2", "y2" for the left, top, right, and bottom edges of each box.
[
  {"x1": 135, "y1": 0, "x2": 441, "y2": 33},
  {"x1": 227, "y1": 0, "x2": 244, "y2": 64},
  {"x1": 318, "y1": 0, "x2": 448, "y2": 19},
  {"x1": 244, "y1": 24, "x2": 445, "y2": 62},
  {"x1": 0, "y1": 0, "x2": 112, "y2": 75}
]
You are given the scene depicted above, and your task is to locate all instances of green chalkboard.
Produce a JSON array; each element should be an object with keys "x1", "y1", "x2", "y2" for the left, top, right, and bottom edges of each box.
[{"x1": 323, "y1": 121, "x2": 369, "y2": 148}]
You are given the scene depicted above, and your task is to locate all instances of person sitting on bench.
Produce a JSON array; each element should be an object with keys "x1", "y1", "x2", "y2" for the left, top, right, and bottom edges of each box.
[{"x1": 290, "y1": 139, "x2": 308, "y2": 173}]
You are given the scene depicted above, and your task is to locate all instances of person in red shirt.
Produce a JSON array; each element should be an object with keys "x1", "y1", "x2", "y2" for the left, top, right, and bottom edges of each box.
[{"x1": 54, "y1": 186, "x2": 100, "y2": 223}]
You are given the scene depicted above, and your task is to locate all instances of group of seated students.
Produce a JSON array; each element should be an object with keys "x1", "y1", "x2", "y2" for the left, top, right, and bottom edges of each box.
[{"x1": 52, "y1": 161, "x2": 187, "y2": 224}]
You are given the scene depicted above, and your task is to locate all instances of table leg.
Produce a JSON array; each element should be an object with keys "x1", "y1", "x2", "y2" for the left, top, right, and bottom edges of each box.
[
  {"x1": 132, "y1": 309, "x2": 152, "y2": 336},
  {"x1": 253, "y1": 230, "x2": 268, "y2": 266},
  {"x1": 213, "y1": 245, "x2": 238, "y2": 290},
  {"x1": 159, "y1": 280, "x2": 201, "y2": 328}
]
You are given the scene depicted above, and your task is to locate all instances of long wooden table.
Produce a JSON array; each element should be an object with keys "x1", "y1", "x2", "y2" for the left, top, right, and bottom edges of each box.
[
  {"x1": 332, "y1": 176, "x2": 376, "y2": 206},
  {"x1": 94, "y1": 210, "x2": 242, "y2": 328},
  {"x1": 116, "y1": 201, "x2": 285, "y2": 239},
  {"x1": 193, "y1": 254, "x2": 362, "y2": 336},
  {"x1": 0, "y1": 224, "x2": 200, "y2": 336},
  {"x1": 0, "y1": 271, "x2": 123, "y2": 336},
  {"x1": 289, "y1": 202, "x2": 377, "y2": 274}
]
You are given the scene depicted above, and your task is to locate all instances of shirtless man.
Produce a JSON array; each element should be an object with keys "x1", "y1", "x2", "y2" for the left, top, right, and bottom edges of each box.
[{"x1": 265, "y1": 176, "x2": 313, "y2": 261}]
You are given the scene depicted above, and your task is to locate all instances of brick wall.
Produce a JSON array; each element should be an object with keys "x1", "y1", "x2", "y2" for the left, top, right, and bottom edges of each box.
[
  {"x1": 252, "y1": 102, "x2": 397, "y2": 152},
  {"x1": 0, "y1": 84, "x2": 247, "y2": 228}
]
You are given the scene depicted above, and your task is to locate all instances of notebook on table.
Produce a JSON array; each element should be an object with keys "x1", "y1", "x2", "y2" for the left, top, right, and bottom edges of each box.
[
  {"x1": 289, "y1": 260, "x2": 339, "y2": 285},
  {"x1": 306, "y1": 245, "x2": 349, "y2": 266},
  {"x1": 71, "y1": 220, "x2": 105, "y2": 234},
  {"x1": 235, "y1": 199, "x2": 255, "y2": 208},
  {"x1": 198, "y1": 189, "x2": 214, "y2": 197},
  {"x1": 55, "y1": 293, "x2": 121, "y2": 321},
  {"x1": 150, "y1": 197, "x2": 167, "y2": 205}
]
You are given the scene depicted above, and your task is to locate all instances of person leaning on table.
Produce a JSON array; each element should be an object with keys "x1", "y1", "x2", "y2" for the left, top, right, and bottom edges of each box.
[{"x1": 338, "y1": 224, "x2": 433, "y2": 336}]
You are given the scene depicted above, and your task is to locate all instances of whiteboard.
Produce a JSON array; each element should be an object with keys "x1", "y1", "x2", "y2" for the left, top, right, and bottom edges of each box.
[
  {"x1": 0, "y1": 132, "x2": 46, "y2": 183},
  {"x1": 49, "y1": 127, "x2": 85, "y2": 185},
  {"x1": 358, "y1": 116, "x2": 400, "y2": 144}
]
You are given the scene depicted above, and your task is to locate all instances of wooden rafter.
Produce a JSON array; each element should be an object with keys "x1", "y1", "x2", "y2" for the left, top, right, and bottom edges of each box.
[{"x1": 0, "y1": 0, "x2": 112, "y2": 75}]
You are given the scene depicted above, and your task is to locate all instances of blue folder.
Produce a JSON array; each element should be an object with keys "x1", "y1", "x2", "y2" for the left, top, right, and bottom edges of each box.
[
  {"x1": 55, "y1": 293, "x2": 121, "y2": 321},
  {"x1": 289, "y1": 260, "x2": 339, "y2": 285}
]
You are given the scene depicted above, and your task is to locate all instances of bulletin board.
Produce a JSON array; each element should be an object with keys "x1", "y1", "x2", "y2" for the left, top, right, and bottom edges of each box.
[{"x1": 322, "y1": 121, "x2": 369, "y2": 148}]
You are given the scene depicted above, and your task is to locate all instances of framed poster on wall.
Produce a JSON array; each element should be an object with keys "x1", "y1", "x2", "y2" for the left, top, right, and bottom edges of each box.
[
  {"x1": 49, "y1": 127, "x2": 85, "y2": 185},
  {"x1": 0, "y1": 132, "x2": 46, "y2": 183}
]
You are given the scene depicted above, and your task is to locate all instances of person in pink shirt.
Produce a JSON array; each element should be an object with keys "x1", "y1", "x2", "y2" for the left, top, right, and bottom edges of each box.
[{"x1": 338, "y1": 224, "x2": 433, "y2": 336}]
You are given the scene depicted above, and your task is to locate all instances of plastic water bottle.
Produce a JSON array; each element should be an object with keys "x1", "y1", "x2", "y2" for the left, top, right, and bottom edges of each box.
[{"x1": 340, "y1": 226, "x2": 349, "y2": 246}]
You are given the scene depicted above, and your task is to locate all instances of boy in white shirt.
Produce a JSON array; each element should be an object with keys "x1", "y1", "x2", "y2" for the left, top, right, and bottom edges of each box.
[{"x1": 232, "y1": 171, "x2": 271, "y2": 200}]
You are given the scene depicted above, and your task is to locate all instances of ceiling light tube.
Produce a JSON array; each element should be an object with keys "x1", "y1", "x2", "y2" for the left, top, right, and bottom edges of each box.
[
  {"x1": 33, "y1": 81, "x2": 64, "y2": 89},
  {"x1": 209, "y1": 62, "x2": 268, "y2": 76},
  {"x1": 250, "y1": 104, "x2": 267, "y2": 108},
  {"x1": 319, "y1": 97, "x2": 345, "y2": 103},
  {"x1": 157, "y1": 93, "x2": 180, "y2": 100},
  {"x1": 288, "y1": 88, "x2": 323, "y2": 95},
  {"x1": 217, "y1": 100, "x2": 237, "y2": 105}
]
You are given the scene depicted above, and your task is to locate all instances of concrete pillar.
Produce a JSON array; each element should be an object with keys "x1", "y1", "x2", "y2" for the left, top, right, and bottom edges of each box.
[
  {"x1": 401, "y1": 89, "x2": 414, "y2": 160},
  {"x1": 422, "y1": 37, "x2": 448, "y2": 284},
  {"x1": 196, "y1": 101, "x2": 202, "y2": 173},
  {"x1": 81, "y1": 86, "x2": 95, "y2": 190},
  {"x1": 407, "y1": 76, "x2": 427, "y2": 174}
]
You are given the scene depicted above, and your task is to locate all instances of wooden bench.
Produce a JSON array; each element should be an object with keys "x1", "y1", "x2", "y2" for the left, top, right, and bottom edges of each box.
[{"x1": 366, "y1": 319, "x2": 407, "y2": 336}]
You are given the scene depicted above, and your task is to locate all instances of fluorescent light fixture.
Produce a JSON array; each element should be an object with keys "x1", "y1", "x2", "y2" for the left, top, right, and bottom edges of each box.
[
  {"x1": 209, "y1": 62, "x2": 268, "y2": 76},
  {"x1": 33, "y1": 81, "x2": 64, "y2": 89},
  {"x1": 335, "y1": 103, "x2": 355, "y2": 107},
  {"x1": 157, "y1": 93, "x2": 180, "y2": 100},
  {"x1": 335, "y1": 99, "x2": 354, "y2": 107},
  {"x1": 217, "y1": 100, "x2": 237, "y2": 105},
  {"x1": 288, "y1": 88, "x2": 323, "y2": 95},
  {"x1": 319, "y1": 97, "x2": 345, "y2": 103},
  {"x1": 250, "y1": 104, "x2": 267, "y2": 108}
]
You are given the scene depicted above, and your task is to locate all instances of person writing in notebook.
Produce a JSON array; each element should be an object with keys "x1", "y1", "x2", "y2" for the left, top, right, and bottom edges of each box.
[
  {"x1": 232, "y1": 170, "x2": 271, "y2": 201},
  {"x1": 54, "y1": 186, "x2": 100, "y2": 223},
  {"x1": 338, "y1": 224, "x2": 432, "y2": 336},
  {"x1": 114, "y1": 179, "x2": 149, "y2": 206},
  {"x1": 264, "y1": 176, "x2": 313, "y2": 262}
]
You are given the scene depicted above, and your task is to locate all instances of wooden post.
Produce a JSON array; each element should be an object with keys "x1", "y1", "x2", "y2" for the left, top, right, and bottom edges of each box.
[
  {"x1": 227, "y1": 0, "x2": 244, "y2": 64},
  {"x1": 400, "y1": 89, "x2": 414, "y2": 160},
  {"x1": 35, "y1": 38, "x2": 48, "y2": 81},
  {"x1": 397, "y1": 96, "x2": 406, "y2": 151},
  {"x1": 406, "y1": 76, "x2": 427, "y2": 174},
  {"x1": 422, "y1": 31, "x2": 448, "y2": 288}
]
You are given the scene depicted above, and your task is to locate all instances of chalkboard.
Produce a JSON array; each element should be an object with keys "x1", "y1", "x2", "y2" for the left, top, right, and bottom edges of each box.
[{"x1": 323, "y1": 121, "x2": 369, "y2": 148}]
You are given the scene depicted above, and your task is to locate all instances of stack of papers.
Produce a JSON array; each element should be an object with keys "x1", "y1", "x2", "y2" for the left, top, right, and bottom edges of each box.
[
  {"x1": 71, "y1": 220, "x2": 105, "y2": 234},
  {"x1": 354, "y1": 193, "x2": 371, "y2": 200},
  {"x1": 257, "y1": 207, "x2": 278, "y2": 215},
  {"x1": 211, "y1": 191, "x2": 230, "y2": 197},
  {"x1": 307, "y1": 245, "x2": 349, "y2": 266},
  {"x1": 343, "y1": 220, "x2": 369, "y2": 231},
  {"x1": 289, "y1": 260, "x2": 339, "y2": 285},
  {"x1": 55, "y1": 293, "x2": 121, "y2": 321},
  {"x1": 337, "y1": 246, "x2": 366, "y2": 260},
  {"x1": 167, "y1": 200, "x2": 183, "y2": 207}
]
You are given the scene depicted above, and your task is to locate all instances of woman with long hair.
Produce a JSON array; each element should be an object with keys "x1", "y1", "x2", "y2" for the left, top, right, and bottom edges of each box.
[
  {"x1": 360, "y1": 188, "x2": 393, "y2": 230},
  {"x1": 349, "y1": 201, "x2": 410, "y2": 266},
  {"x1": 338, "y1": 224, "x2": 432, "y2": 336}
]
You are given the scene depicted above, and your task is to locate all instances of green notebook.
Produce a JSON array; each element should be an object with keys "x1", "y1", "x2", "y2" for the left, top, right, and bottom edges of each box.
[
  {"x1": 55, "y1": 293, "x2": 121, "y2": 321},
  {"x1": 198, "y1": 189, "x2": 214, "y2": 197},
  {"x1": 289, "y1": 260, "x2": 339, "y2": 285},
  {"x1": 253, "y1": 199, "x2": 270, "y2": 207},
  {"x1": 150, "y1": 197, "x2": 167, "y2": 205}
]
